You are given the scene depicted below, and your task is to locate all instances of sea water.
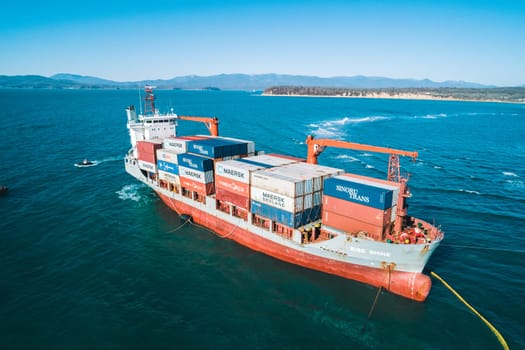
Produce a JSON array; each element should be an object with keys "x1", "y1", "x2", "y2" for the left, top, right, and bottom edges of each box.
[{"x1": 1, "y1": 89, "x2": 524, "y2": 349}]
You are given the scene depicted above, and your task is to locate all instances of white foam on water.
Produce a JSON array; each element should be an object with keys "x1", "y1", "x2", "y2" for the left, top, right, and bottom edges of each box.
[
  {"x1": 116, "y1": 184, "x2": 142, "y2": 202},
  {"x1": 502, "y1": 171, "x2": 518, "y2": 177},
  {"x1": 334, "y1": 154, "x2": 360, "y2": 162},
  {"x1": 459, "y1": 189, "x2": 481, "y2": 195}
]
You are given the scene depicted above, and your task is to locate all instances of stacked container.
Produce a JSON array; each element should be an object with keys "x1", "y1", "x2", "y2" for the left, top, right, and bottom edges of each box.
[
  {"x1": 250, "y1": 163, "x2": 343, "y2": 228},
  {"x1": 322, "y1": 175, "x2": 396, "y2": 240},
  {"x1": 177, "y1": 153, "x2": 215, "y2": 195},
  {"x1": 136, "y1": 140, "x2": 162, "y2": 173},
  {"x1": 187, "y1": 137, "x2": 248, "y2": 159},
  {"x1": 157, "y1": 149, "x2": 180, "y2": 187},
  {"x1": 214, "y1": 159, "x2": 266, "y2": 210}
]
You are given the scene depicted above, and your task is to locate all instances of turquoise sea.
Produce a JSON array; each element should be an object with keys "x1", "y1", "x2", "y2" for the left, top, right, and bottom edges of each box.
[{"x1": 1, "y1": 89, "x2": 524, "y2": 349}]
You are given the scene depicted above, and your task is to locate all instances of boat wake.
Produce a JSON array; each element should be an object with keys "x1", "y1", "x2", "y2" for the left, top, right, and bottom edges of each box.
[
  {"x1": 73, "y1": 155, "x2": 123, "y2": 168},
  {"x1": 308, "y1": 116, "x2": 390, "y2": 138},
  {"x1": 116, "y1": 184, "x2": 142, "y2": 202}
]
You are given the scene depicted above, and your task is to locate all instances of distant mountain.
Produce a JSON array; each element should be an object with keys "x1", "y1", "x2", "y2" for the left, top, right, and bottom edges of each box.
[{"x1": 0, "y1": 73, "x2": 511, "y2": 90}]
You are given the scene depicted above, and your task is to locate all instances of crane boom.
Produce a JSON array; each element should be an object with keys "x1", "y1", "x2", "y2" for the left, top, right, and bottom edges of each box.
[
  {"x1": 306, "y1": 135, "x2": 417, "y2": 164},
  {"x1": 177, "y1": 115, "x2": 220, "y2": 136}
]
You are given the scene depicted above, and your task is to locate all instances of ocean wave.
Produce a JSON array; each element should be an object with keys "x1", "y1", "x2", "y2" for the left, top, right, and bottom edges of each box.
[
  {"x1": 308, "y1": 115, "x2": 390, "y2": 138},
  {"x1": 502, "y1": 171, "x2": 519, "y2": 177},
  {"x1": 116, "y1": 184, "x2": 142, "y2": 202},
  {"x1": 458, "y1": 189, "x2": 481, "y2": 195},
  {"x1": 334, "y1": 155, "x2": 360, "y2": 162},
  {"x1": 417, "y1": 113, "x2": 447, "y2": 119}
]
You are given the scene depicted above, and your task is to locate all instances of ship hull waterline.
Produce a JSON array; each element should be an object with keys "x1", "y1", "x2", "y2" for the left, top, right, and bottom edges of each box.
[{"x1": 157, "y1": 192, "x2": 432, "y2": 301}]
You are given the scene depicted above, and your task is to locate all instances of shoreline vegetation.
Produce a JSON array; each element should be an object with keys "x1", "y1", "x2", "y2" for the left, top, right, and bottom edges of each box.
[{"x1": 263, "y1": 86, "x2": 525, "y2": 104}]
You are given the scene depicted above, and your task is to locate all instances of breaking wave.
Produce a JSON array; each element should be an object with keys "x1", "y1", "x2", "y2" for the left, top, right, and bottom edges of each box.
[
  {"x1": 503, "y1": 171, "x2": 519, "y2": 177},
  {"x1": 308, "y1": 115, "x2": 390, "y2": 138}
]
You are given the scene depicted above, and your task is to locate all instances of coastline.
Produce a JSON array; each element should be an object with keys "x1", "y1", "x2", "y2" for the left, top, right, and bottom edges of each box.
[{"x1": 262, "y1": 87, "x2": 525, "y2": 104}]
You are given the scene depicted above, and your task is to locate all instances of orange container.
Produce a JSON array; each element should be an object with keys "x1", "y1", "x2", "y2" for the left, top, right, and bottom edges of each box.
[
  {"x1": 215, "y1": 187, "x2": 250, "y2": 210},
  {"x1": 180, "y1": 176, "x2": 214, "y2": 195},
  {"x1": 322, "y1": 194, "x2": 391, "y2": 226},
  {"x1": 322, "y1": 210, "x2": 386, "y2": 240},
  {"x1": 137, "y1": 151, "x2": 156, "y2": 164},
  {"x1": 214, "y1": 174, "x2": 250, "y2": 196},
  {"x1": 136, "y1": 140, "x2": 162, "y2": 154}
]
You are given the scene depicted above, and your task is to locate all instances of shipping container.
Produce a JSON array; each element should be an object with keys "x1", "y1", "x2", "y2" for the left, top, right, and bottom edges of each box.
[
  {"x1": 136, "y1": 140, "x2": 162, "y2": 154},
  {"x1": 342, "y1": 173, "x2": 401, "y2": 207},
  {"x1": 250, "y1": 200, "x2": 321, "y2": 228},
  {"x1": 158, "y1": 170, "x2": 180, "y2": 185},
  {"x1": 162, "y1": 138, "x2": 192, "y2": 154},
  {"x1": 322, "y1": 194, "x2": 392, "y2": 226},
  {"x1": 266, "y1": 153, "x2": 305, "y2": 162},
  {"x1": 188, "y1": 138, "x2": 248, "y2": 159},
  {"x1": 137, "y1": 151, "x2": 156, "y2": 164},
  {"x1": 215, "y1": 159, "x2": 264, "y2": 184},
  {"x1": 238, "y1": 154, "x2": 298, "y2": 167},
  {"x1": 250, "y1": 186, "x2": 304, "y2": 213},
  {"x1": 177, "y1": 153, "x2": 214, "y2": 172},
  {"x1": 198, "y1": 135, "x2": 255, "y2": 155},
  {"x1": 157, "y1": 160, "x2": 179, "y2": 175},
  {"x1": 178, "y1": 165, "x2": 213, "y2": 184},
  {"x1": 156, "y1": 148, "x2": 179, "y2": 163},
  {"x1": 138, "y1": 160, "x2": 156, "y2": 173},
  {"x1": 214, "y1": 174, "x2": 250, "y2": 197},
  {"x1": 322, "y1": 210, "x2": 387, "y2": 240},
  {"x1": 251, "y1": 171, "x2": 305, "y2": 198},
  {"x1": 323, "y1": 176, "x2": 394, "y2": 210},
  {"x1": 215, "y1": 187, "x2": 250, "y2": 210},
  {"x1": 180, "y1": 176, "x2": 214, "y2": 195}
]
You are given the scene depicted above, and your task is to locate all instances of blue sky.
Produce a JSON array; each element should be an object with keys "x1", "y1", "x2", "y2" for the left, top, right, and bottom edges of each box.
[{"x1": 1, "y1": 0, "x2": 524, "y2": 86}]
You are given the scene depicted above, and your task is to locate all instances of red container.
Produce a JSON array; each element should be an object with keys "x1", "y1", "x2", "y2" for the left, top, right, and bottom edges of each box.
[
  {"x1": 137, "y1": 151, "x2": 156, "y2": 164},
  {"x1": 214, "y1": 174, "x2": 250, "y2": 197},
  {"x1": 215, "y1": 187, "x2": 250, "y2": 210},
  {"x1": 322, "y1": 194, "x2": 391, "y2": 226},
  {"x1": 180, "y1": 176, "x2": 214, "y2": 195},
  {"x1": 322, "y1": 210, "x2": 386, "y2": 240},
  {"x1": 136, "y1": 140, "x2": 162, "y2": 154}
]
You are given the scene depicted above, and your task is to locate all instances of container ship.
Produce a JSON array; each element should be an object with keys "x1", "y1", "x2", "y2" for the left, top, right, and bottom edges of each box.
[{"x1": 124, "y1": 87, "x2": 444, "y2": 301}]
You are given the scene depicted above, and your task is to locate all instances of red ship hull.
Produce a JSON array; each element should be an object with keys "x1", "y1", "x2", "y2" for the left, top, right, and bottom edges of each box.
[{"x1": 158, "y1": 192, "x2": 431, "y2": 301}]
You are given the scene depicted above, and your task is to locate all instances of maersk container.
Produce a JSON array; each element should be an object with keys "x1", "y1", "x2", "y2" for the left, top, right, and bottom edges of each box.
[
  {"x1": 250, "y1": 186, "x2": 304, "y2": 213},
  {"x1": 178, "y1": 165, "x2": 214, "y2": 184},
  {"x1": 157, "y1": 160, "x2": 179, "y2": 175},
  {"x1": 177, "y1": 153, "x2": 214, "y2": 172},
  {"x1": 250, "y1": 201, "x2": 321, "y2": 228},
  {"x1": 163, "y1": 137, "x2": 192, "y2": 154},
  {"x1": 251, "y1": 171, "x2": 305, "y2": 197},
  {"x1": 215, "y1": 159, "x2": 264, "y2": 184},
  {"x1": 323, "y1": 176, "x2": 393, "y2": 210},
  {"x1": 138, "y1": 160, "x2": 156, "y2": 173}
]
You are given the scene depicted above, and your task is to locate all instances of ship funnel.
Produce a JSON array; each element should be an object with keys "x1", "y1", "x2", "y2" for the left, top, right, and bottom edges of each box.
[{"x1": 126, "y1": 105, "x2": 137, "y2": 122}]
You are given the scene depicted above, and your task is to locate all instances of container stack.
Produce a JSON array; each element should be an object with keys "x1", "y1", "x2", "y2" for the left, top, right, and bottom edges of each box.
[
  {"x1": 322, "y1": 175, "x2": 396, "y2": 240},
  {"x1": 177, "y1": 153, "x2": 215, "y2": 195},
  {"x1": 157, "y1": 149, "x2": 180, "y2": 187},
  {"x1": 136, "y1": 140, "x2": 163, "y2": 173},
  {"x1": 250, "y1": 163, "x2": 343, "y2": 229}
]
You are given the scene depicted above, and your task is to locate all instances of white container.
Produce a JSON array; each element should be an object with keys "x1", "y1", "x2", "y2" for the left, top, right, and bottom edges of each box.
[
  {"x1": 158, "y1": 170, "x2": 180, "y2": 185},
  {"x1": 178, "y1": 165, "x2": 214, "y2": 184},
  {"x1": 251, "y1": 171, "x2": 304, "y2": 197},
  {"x1": 215, "y1": 159, "x2": 263, "y2": 184},
  {"x1": 138, "y1": 160, "x2": 156, "y2": 172},
  {"x1": 163, "y1": 137, "x2": 190, "y2": 153},
  {"x1": 156, "y1": 148, "x2": 179, "y2": 164},
  {"x1": 250, "y1": 186, "x2": 305, "y2": 213}
]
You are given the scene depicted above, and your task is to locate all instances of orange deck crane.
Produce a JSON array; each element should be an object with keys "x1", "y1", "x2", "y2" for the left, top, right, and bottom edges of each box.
[{"x1": 177, "y1": 115, "x2": 220, "y2": 136}]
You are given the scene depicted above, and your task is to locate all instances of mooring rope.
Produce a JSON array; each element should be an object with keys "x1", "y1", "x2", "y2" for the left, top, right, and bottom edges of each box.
[
  {"x1": 167, "y1": 217, "x2": 192, "y2": 233},
  {"x1": 361, "y1": 286, "x2": 383, "y2": 334},
  {"x1": 430, "y1": 271, "x2": 509, "y2": 350}
]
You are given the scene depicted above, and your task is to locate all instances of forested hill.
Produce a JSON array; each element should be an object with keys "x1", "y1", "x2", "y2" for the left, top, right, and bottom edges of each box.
[{"x1": 263, "y1": 86, "x2": 525, "y2": 103}]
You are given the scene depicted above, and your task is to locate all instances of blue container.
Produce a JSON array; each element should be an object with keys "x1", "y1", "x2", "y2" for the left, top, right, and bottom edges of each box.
[
  {"x1": 250, "y1": 201, "x2": 321, "y2": 228},
  {"x1": 323, "y1": 176, "x2": 393, "y2": 210},
  {"x1": 189, "y1": 138, "x2": 249, "y2": 158},
  {"x1": 176, "y1": 153, "x2": 214, "y2": 172},
  {"x1": 157, "y1": 160, "x2": 179, "y2": 175}
]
